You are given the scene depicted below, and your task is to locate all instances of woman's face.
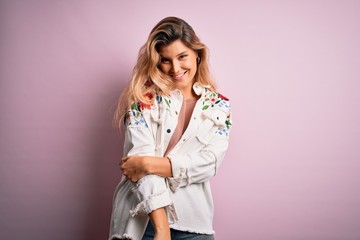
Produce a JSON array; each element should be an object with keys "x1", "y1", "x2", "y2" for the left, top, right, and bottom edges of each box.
[{"x1": 158, "y1": 40, "x2": 198, "y2": 98}]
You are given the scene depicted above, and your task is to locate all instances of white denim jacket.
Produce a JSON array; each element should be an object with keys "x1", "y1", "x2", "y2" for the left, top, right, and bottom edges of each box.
[{"x1": 109, "y1": 82, "x2": 232, "y2": 240}]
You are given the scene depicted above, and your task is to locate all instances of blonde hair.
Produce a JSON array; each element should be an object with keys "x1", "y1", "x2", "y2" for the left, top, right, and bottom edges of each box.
[{"x1": 113, "y1": 16, "x2": 216, "y2": 128}]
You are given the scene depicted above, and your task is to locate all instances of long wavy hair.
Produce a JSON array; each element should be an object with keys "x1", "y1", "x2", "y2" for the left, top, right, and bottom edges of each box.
[{"x1": 113, "y1": 16, "x2": 216, "y2": 128}]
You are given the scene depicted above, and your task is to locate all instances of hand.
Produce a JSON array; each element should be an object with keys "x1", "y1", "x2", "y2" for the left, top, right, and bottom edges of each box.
[{"x1": 119, "y1": 156, "x2": 149, "y2": 182}]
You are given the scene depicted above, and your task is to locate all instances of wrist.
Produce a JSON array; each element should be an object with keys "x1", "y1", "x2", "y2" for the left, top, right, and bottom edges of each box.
[
  {"x1": 144, "y1": 156, "x2": 172, "y2": 177},
  {"x1": 149, "y1": 208, "x2": 170, "y2": 232},
  {"x1": 144, "y1": 156, "x2": 154, "y2": 174}
]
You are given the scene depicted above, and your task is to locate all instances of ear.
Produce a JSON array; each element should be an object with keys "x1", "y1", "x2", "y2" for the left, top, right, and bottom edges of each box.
[{"x1": 196, "y1": 51, "x2": 201, "y2": 64}]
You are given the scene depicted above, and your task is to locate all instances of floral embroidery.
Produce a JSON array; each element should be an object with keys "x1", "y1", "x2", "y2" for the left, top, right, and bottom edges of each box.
[
  {"x1": 154, "y1": 94, "x2": 171, "y2": 108},
  {"x1": 163, "y1": 97, "x2": 171, "y2": 109},
  {"x1": 215, "y1": 115, "x2": 232, "y2": 136},
  {"x1": 215, "y1": 127, "x2": 228, "y2": 136},
  {"x1": 218, "y1": 93, "x2": 229, "y2": 101},
  {"x1": 125, "y1": 102, "x2": 148, "y2": 128},
  {"x1": 140, "y1": 102, "x2": 151, "y2": 110},
  {"x1": 156, "y1": 95, "x2": 162, "y2": 105},
  {"x1": 202, "y1": 91, "x2": 230, "y2": 111},
  {"x1": 202, "y1": 90, "x2": 232, "y2": 136},
  {"x1": 225, "y1": 114, "x2": 232, "y2": 130},
  {"x1": 139, "y1": 92, "x2": 153, "y2": 110}
]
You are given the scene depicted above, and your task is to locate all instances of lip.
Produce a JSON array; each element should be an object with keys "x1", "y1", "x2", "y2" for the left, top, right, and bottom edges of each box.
[{"x1": 171, "y1": 71, "x2": 187, "y2": 80}]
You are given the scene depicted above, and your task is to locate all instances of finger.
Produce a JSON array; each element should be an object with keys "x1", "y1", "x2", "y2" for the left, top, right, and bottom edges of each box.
[
  {"x1": 129, "y1": 175, "x2": 138, "y2": 183},
  {"x1": 120, "y1": 158, "x2": 128, "y2": 166}
]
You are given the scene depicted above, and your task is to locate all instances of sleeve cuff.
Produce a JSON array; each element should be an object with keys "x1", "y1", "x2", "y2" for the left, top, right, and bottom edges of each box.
[
  {"x1": 130, "y1": 188, "x2": 172, "y2": 217},
  {"x1": 166, "y1": 154, "x2": 188, "y2": 191},
  {"x1": 130, "y1": 175, "x2": 172, "y2": 216}
]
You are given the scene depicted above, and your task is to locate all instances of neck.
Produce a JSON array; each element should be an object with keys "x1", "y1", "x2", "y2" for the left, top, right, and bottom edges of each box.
[{"x1": 182, "y1": 88, "x2": 198, "y2": 100}]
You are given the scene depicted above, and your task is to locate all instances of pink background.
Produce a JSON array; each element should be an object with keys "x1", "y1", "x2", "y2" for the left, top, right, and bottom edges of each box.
[{"x1": 1, "y1": 1, "x2": 360, "y2": 239}]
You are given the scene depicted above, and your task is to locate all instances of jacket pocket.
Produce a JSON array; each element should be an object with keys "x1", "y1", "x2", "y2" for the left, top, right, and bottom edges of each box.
[{"x1": 196, "y1": 108, "x2": 228, "y2": 144}]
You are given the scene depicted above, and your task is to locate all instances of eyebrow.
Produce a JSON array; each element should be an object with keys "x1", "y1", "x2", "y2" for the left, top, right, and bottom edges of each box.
[
  {"x1": 177, "y1": 51, "x2": 188, "y2": 56},
  {"x1": 160, "y1": 51, "x2": 188, "y2": 59}
]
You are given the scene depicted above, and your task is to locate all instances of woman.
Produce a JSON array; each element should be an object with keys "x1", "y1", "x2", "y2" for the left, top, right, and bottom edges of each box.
[{"x1": 109, "y1": 16, "x2": 232, "y2": 240}]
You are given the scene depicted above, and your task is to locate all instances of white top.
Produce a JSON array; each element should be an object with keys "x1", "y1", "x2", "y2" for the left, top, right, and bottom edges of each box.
[{"x1": 109, "y1": 82, "x2": 232, "y2": 240}]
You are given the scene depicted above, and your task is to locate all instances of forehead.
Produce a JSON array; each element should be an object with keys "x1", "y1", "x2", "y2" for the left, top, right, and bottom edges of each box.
[{"x1": 158, "y1": 40, "x2": 193, "y2": 57}]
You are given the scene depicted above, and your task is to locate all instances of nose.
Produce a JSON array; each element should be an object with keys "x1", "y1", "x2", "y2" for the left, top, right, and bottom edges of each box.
[{"x1": 170, "y1": 60, "x2": 181, "y2": 74}]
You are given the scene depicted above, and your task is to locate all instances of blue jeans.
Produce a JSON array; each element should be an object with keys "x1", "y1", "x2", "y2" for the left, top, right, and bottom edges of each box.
[{"x1": 142, "y1": 222, "x2": 215, "y2": 240}]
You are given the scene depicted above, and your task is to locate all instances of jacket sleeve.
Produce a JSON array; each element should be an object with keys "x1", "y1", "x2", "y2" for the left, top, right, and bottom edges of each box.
[
  {"x1": 166, "y1": 101, "x2": 232, "y2": 191},
  {"x1": 124, "y1": 102, "x2": 173, "y2": 217}
]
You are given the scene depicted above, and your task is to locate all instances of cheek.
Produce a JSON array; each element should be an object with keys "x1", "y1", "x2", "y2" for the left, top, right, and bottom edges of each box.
[
  {"x1": 188, "y1": 58, "x2": 198, "y2": 68},
  {"x1": 186, "y1": 60, "x2": 197, "y2": 72}
]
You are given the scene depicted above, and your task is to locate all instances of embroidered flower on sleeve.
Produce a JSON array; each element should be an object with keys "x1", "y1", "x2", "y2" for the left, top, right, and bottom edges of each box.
[
  {"x1": 202, "y1": 90, "x2": 232, "y2": 136},
  {"x1": 125, "y1": 102, "x2": 149, "y2": 128},
  {"x1": 210, "y1": 97, "x2": 217, "y2": 104},
  {"x1": 215, "y1": 115, "x2": 232, "y2": 136},
  {"x1": 202, "y1": 91, "x2": 230, "y2": 111},
  {"x1": 156, "y1": 95, "x2": 162, "y2": 105},
  {"x1": 218, "y1": 93, "x2": 229, "y2": 101},
  {"x1": 139, "y1": 92, "x2": 153, "y2": 110},
  {"x1": 163, "y1": 96, "x2": 171, "y2": 109},
  {"x1": 225, "y1": 115, "x2": 232, "y2": 130}
]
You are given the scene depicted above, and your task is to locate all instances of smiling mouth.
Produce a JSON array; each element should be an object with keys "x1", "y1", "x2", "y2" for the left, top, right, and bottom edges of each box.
[{"x1": 171, "y1": 71, "x2": 187, "y2": 80}]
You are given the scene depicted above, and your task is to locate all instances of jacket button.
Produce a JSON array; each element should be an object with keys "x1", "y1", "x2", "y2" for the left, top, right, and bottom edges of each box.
[{"x1": 167, "y1": 129, "x2": 171, "y2": 133}]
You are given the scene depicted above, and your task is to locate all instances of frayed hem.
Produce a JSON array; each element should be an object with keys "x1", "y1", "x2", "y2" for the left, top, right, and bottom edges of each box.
[
  {"x1": 170, "y1": 226, "x2": 215, "y2": 235},
  {"x1": 109, "y1": 234, "x2": 134, "y2": 240}
]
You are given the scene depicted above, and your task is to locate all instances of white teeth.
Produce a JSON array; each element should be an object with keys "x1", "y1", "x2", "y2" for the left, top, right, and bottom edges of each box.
[{"x1": 173, "y1": 71, "x2": 186, "y2": 79}]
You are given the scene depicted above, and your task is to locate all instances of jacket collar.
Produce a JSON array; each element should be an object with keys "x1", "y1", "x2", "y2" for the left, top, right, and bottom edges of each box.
[
  {"x1": 193, "y1": 82, "x2": 204, "y2": 96},
  {"x1": 168, "y1": 82, "x2": 210, "y2": 98}
]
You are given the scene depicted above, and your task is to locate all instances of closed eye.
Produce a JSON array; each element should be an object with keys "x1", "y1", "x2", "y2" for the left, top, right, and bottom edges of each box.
[{"x1": 179, "y1": 54, "x2": 188, "y2": 60}]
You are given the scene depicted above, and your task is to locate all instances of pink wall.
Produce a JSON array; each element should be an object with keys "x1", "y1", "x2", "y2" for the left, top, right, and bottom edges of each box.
[{"x1": 1, "y1": 1, "x2": 360, "y2": 239}]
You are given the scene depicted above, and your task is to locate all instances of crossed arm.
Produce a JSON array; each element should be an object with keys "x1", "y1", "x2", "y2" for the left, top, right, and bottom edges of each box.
[{"x1": 120, "y1": 156, "x2": 172, "y2": 182}]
